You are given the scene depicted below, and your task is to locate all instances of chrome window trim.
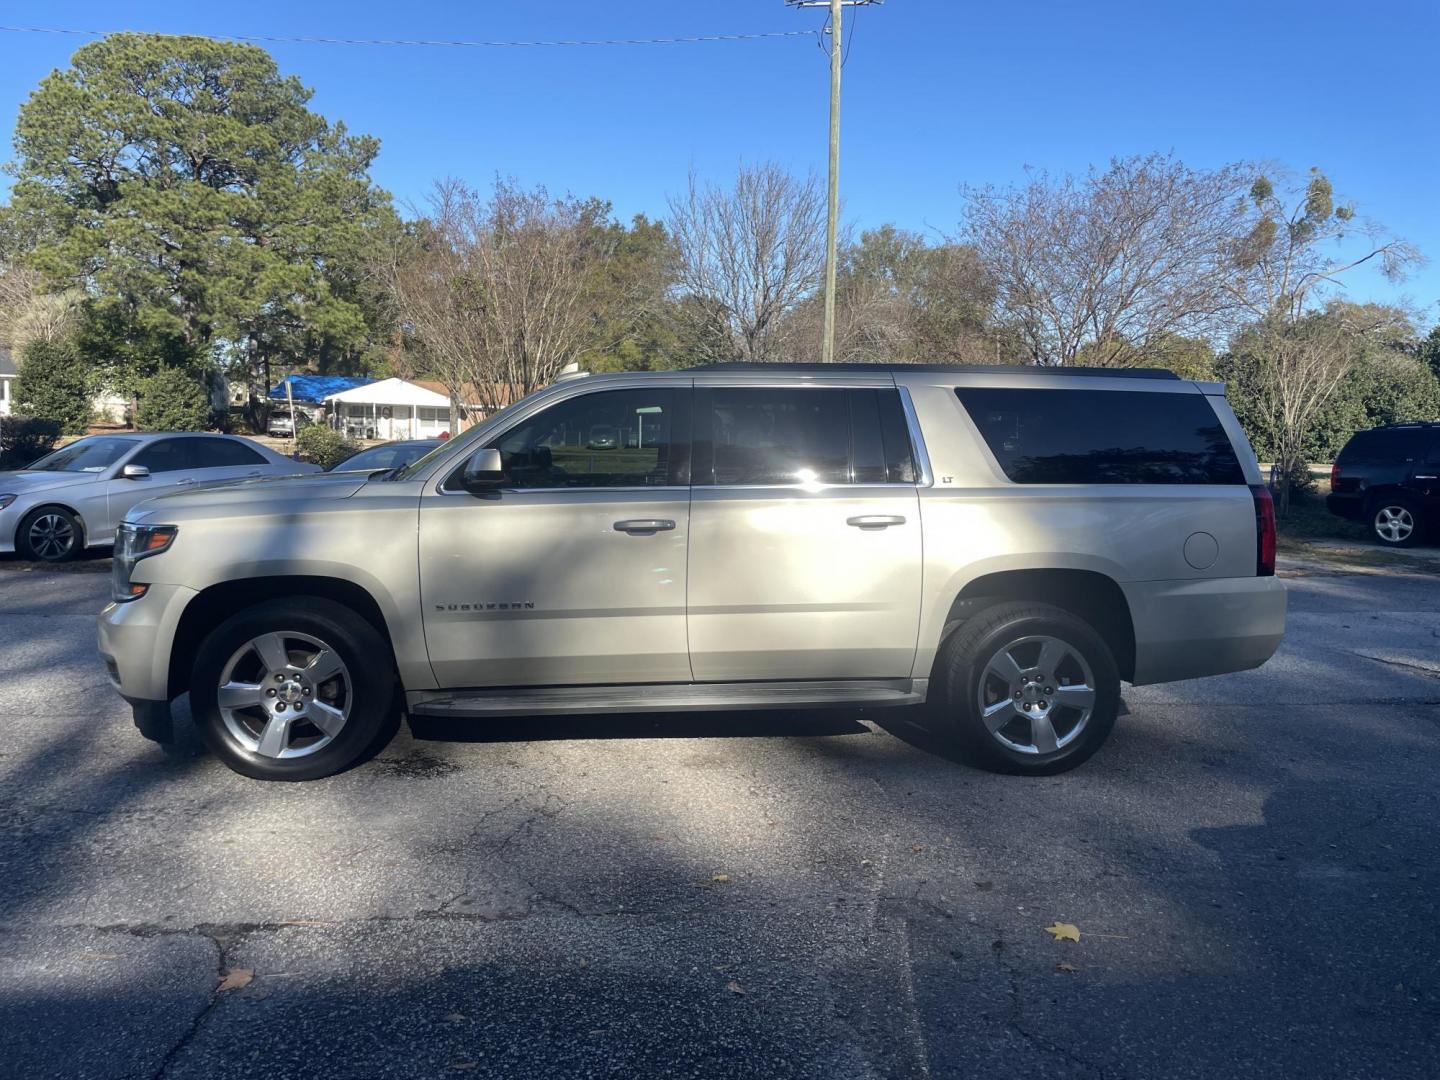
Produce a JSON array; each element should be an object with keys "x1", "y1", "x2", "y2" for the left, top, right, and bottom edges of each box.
[
  {"x1": 897, "y1": 385, "x2": 934, "y2": 487},
  {"x1": 437, "y1": 484, "x2": 690, "y2": 498}
]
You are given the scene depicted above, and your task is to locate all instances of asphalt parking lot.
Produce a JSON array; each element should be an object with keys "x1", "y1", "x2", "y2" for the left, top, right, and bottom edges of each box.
[{"x1": 1, "y1": 562, "x2": 1437, "y2": 1080}]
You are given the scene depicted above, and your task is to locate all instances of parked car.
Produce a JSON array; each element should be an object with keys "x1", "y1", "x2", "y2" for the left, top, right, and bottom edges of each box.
[
  {"x1": 1, "y1": 433, "x2": 320, "y2": 563},
  {"x1": 99, "y1": 364, "x2": 1286, "y2": 781},
  {"x1": 328, "y1": 439, "x2": 443, "y2": 474},
  {"x1": 266, "y1": 408, "x2": 310, "y2": 437},
  {"x1": 1326, "y1": 422, "x2": 1440, "y2": 547}
]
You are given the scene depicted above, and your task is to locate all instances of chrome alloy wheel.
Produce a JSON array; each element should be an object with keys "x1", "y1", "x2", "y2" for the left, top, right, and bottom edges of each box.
[
  {"x1": 216, "y1": 632, "x2": 352, "y2": 759},
  {"x1": 27, "y1": 513, "x2": 76, "y2": 560},
  {"x1": 976, "y1": 635, "x2": 1097, "y2": 756},
  {"x1": 1374, "y1": 505, "x2": 1415, "y2": 544}
]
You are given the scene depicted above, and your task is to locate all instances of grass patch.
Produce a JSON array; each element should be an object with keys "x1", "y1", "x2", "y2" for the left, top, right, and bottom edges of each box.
[{"x1": 1275, "y1": 491, "x2": 1369, "y2": 549}]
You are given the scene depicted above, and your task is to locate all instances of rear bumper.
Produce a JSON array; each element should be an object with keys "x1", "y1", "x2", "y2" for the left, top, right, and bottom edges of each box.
[
  {"x1": 1124, "y1": 576, "x2": 1287, "y2": 686},
  {"x1": 1325, "y1": 493, "x2": 1364, "y2": 522},
  {"x1": 97, "y1": 582, "x2": 197, "y2": 704}
]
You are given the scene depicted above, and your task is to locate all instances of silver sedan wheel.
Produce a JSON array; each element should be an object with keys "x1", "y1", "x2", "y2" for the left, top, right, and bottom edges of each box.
[
  {"x1": 976, "y1": 634, "x2": 1097, "y2": 756},
  {"x1": 27, "y1": 513, "x2": 76, "y2": 561},
  {"x1": 216, "y1": 632, "x2": 352, "y2": 760},
  {"x1": 1374, "y1": 505, "x2": 1414, "y2": 543}
]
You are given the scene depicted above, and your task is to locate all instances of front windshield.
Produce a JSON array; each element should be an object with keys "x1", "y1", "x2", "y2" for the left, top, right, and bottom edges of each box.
[
  {"x1": 332, "y1": 442, "x2": 438, "y2": 473},
  {"x1": 386, "y1": 392, "x2": 540, "y2": 481},
  {"x1": 24, "y1": 437, "x2": 139, "y2": 473}
]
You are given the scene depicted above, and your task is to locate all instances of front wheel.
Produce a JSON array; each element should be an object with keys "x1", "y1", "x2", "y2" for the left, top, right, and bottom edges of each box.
[
  {"x1": 17, "y1": 506, "x2": 83, "y2": 562},
  {"x1": 190, "y1": 598, "x2": 398, "y2": 781},
  {"x1": 933, "y1": 602, "x2": 1120, "y2": 775}
]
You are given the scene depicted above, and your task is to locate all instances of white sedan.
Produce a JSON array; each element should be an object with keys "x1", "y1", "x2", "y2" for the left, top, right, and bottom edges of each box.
[{"x1": 0, "y1": 432, "x2": 320, "y2": 562}]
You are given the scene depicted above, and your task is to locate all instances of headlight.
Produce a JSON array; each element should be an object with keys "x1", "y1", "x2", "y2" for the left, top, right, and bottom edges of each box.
[
  {"x1": 112, "y1": 522, "x2": 178, "y2": 602},
  {"x1": 0, "y1": 494, "x2": 15, "y2": 511}
]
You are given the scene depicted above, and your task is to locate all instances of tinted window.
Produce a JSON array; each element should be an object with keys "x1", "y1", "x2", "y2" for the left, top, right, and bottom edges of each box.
[
  {"x1": 1338, "y1": 429, "x2": 1427, "y2": 465},
  {"x1": 485, "y1": 389, "x2": 684, "y2": 488},
  {"x1": 131, "y1": 439, "x2": 194, "y2": 474},
  {"x1": 877, "y1": 391, "x2": 918, "y2": 483},
  {"x1": 191, "y1": 438, "x2": 266, "y2": 468},
  {"x1": 957, "y1": 387, "x2": 1245, "y2": 485},
  {"x1": 702, "y1": 388, "x2": 850, "y2": 485}
]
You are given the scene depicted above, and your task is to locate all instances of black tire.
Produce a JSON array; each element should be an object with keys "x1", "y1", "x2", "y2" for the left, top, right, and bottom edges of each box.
[
  {"x1": 1367, "y1": 494, "x2": 1423, "y2": 548},
  {"x1": 189, "y1": 597, "x2": 398, "y2": 781},
  {"x1": 17, "y1": 506, "x2": 84, "y2": 562},
  {"x1": 932, "y1": 602, "x2": 1120, "y2": 775}
]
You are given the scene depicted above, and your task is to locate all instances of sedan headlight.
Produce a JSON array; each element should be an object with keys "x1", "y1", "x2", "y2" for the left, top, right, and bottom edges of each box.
[
  {"x1": 112, "y1": 522, "x2": 178, "y2": 602},
  {"x1": 0, "y1": 494, "x2": 16, "y2": 511}
]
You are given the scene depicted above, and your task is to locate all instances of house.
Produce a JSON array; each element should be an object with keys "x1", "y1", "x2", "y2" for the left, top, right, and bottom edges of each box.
[
  {"x1": 0, "y1": 348, "x2": 15, "y2": 418},
  {"x1": 268, "y1": 374, "x2": 376, "y2": 420},
  {"x1": 323, "y1": 378, "x2": 458, "y2": 440},
  {"x1": 413, "y1": 379, "x2": 526, "y2": 431}
]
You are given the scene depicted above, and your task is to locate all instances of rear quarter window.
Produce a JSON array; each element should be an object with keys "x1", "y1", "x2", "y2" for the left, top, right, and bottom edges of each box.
[
  {"x1": 956, "y1": 387, "x2": 1245, "y2": 485},
  {"x1": 1337, "y1": 429, "x2": 1427, "y2": 465}
]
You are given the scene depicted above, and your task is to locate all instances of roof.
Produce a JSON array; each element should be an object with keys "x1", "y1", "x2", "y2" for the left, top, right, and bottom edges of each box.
[
  {"x1": 413, "y1": 379, "x2": 525, "y2": 409},
  {"x1": 269, "y1": 374, "x2": 376, "y2": 404},
  {"x1": 0, "y1": 348, "x2": 17, "y2": 378},
  {"x1": 690, "y1": 362, "x2": 1181, "y2": 379},
  {"x1": 323, "y1": 377, "x2": 451, "y2": 407}
]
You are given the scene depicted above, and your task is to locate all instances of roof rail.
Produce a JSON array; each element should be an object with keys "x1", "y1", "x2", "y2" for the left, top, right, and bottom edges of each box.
[{"x1": 689, "y1": 362, "x2": 1180, "y2": 380}]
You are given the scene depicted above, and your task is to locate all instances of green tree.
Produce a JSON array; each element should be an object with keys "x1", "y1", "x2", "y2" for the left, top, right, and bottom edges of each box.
[
  {"x1": 6, "y1": 33, "x2": 398, "y2": 413},
  {"x1": 12, "y1": 338, "x2": 96, "y2": 435},
  {"x1": 134, "y1": 367, "x2": 212, "y2": 431}
]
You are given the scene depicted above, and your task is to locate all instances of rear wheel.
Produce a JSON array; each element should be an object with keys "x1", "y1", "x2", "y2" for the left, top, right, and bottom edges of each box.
[
  {"x1": 17, "y1": 506, "x2": 83, "y2": 562},
  {"x1": 933, "y1": 602, "x2": 1120, "y2": 775},
  {"x1": 1369, "y1": 496, "x2": 1421, "y2": 547},
  {"x1": 190, "y1": 598, "x2": 397, "y2": 781}
]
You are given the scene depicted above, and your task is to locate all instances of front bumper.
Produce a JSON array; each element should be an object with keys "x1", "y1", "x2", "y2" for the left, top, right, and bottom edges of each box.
[
  {"x1": 1124, "y1": 575, "x2": 1287, "y2": 686},
  {"x1": 97, "y1": 582, "x2": 198, "y2": 705}
]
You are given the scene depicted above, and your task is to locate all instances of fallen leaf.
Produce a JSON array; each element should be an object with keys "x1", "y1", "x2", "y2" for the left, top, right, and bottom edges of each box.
[
  {"x1": 443, "y1": 1012, "x2": 467, "y2": 1023},
  {"x1": 712, "y1": 873, "x2": 730, "y2": 883},
  {"x1": 1056, "y1": 962, "x2": 1078, "y2": 973},
  {"x1": 725, "y1": 980, "x2": 747, "y2": 995},
  {"x1": 1044, "y1": 922, "x2": 1081, "y2": 943},
  {"x1": 217, "y1": 968, "x2": 253, "y2": 992},
  {"x1": 911, "y1": 844, "x2": 924, "y2": 853}
]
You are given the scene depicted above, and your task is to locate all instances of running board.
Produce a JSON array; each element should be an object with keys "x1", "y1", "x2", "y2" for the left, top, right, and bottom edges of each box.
[{"x1": 406, "y1": 679, "x2": 927, "y2": 718}]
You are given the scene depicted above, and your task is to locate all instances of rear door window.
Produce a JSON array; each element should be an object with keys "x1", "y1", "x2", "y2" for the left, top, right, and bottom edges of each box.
[
  {"x1": 131, "y1": 438, "x2": 195, "y2": 474},
  {"x1": 191, "y1": 438, "x2": 267, "y2": 468},
  {"x1": 693, "y1": 387, "x2": 918, "y2": 486},
  {"x1": 1339, "y1": 429, "x2": 1427, "y2": 464},
  {"x1": 956, "y1": 387, "x2": 1245, "y2": 485}
]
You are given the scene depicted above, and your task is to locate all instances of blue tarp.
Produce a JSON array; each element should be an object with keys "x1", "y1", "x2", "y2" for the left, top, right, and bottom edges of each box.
[{"x1": 268, "y1": 374, "x2": 376, "y2": 404}]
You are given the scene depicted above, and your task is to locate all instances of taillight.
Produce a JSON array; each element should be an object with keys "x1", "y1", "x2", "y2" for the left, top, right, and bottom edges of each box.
[
  {"x1": 1330, "y1": 463, "x2": 1340, "y2": 490},
  {"x1": 1249, "y1": 484, "x2": 1276, "y2": 577}
]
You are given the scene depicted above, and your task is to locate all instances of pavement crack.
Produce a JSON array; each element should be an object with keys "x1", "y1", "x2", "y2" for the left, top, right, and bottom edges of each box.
[
  {"x1": 1349, "y1": 652, "x2": 1440, "y2": 679},
  {"x1": 146, "y1": 925, "x2": 236, "y2": 1080}
]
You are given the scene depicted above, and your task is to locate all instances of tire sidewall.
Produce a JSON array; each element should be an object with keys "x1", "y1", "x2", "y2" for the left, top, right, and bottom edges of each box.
[
  {"x1": 190, "y1": 599, "x2": 395, "y2": 781},
  {"x1": 18, "y1": 506, "x2": 83, "y2": 562},
  {"x1": 941, "y1": 605, "x2": 1120, "y2": 775}
]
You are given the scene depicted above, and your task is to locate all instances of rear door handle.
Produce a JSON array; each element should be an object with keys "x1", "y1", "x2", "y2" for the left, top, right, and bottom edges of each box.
[
  {"x1": 1414, "y1": 475, "x2": 1437, "y2": 480},
  {"x1": 613, "y1": 519, "x2": 676, "y2": 534},
  {"x1": 847, "y1": 515, "x2": 906, "y2": 529}
]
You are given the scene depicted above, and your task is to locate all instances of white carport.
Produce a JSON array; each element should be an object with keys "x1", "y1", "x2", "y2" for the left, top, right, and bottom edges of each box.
[{"x1": 322, "y1": 378, "x2": 453, "y2": 440}]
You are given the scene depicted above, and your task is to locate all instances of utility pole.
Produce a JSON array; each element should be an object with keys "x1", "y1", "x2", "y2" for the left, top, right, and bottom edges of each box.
[{"x1": 788, "y1": 0, "x2": 882, "y2": 362}]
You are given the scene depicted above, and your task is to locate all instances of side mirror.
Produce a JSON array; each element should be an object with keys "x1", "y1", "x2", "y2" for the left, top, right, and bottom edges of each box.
[
  {"x1": 461, "y1": 448, "x2": 505, "y2": 490},
  {"x1": 121, "y1": 464, "x2": 150, "y2": 480}
]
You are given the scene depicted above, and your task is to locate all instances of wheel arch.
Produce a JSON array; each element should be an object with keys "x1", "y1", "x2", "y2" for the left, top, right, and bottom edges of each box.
[
  {"x1": 167, "y1": 576, "x2": 396, "y2": 700},
  {"x1": 937, "y1": 568, "x2": 1136, "y2": 683}
]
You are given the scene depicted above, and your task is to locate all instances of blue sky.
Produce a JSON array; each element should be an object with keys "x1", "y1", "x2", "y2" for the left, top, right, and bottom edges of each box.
[{"x1": 1, "y1": 0, "x2": 1436, "y2": 325}]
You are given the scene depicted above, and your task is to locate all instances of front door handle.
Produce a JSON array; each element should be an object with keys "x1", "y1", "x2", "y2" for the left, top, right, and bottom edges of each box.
[
  {"x1": 613, "y1": 519, "x2": 676, "y2": 535},
  {"x1": 1414, "y1": 475, "x2": 1437, "y2": 480},
  {"x1": 847, "y1": 515, "x2": 906, "y2": 530}
]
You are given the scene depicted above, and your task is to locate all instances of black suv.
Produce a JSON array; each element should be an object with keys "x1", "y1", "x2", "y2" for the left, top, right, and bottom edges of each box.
[{"x1": 1327, "y1": 422, "x2": 1440, "y2": 546}]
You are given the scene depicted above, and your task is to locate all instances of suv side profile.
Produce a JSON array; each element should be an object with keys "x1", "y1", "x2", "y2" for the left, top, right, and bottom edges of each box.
[
  {"x1": 98, "y1": 364, "x2": 1287, "y2": 781},
  {"x1": 1326, "y1": 422, "x2": 1440, "y2": 547}
]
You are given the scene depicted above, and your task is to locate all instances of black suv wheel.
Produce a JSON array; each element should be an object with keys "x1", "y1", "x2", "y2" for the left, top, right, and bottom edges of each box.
[{"x1": 1368, "y1": 495, "x2": 1422, "y2": 547}]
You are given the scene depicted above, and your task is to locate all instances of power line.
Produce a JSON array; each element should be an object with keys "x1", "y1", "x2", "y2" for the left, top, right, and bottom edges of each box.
[{"x1": 0, "y1": 25, "x2": 814, "y2": 49}]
